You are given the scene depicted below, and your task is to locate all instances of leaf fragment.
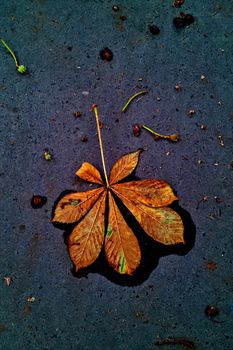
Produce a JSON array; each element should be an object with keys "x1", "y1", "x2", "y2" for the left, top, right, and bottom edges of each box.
[
  {"x1": 113, "y1": 179, "x2": 178, "y2": 208},
  {"x1": 113, "y1": 189, "x2": 184, "y2": 245},
  {"x1": 76, "y1": 162, "x2": 103, "y2": 185},
  {"x1": 109, "y1": 150, "x2": 141, "y2": 185},
  {"x1": 105, "y1": 192, "x2": 141, "y2": 275},
  {"x1": 52, "y1": 187, "x2": 104, "y2": 224},
  {"x1": 69, "y1": 191, "x2": 107, "y2": 271}
]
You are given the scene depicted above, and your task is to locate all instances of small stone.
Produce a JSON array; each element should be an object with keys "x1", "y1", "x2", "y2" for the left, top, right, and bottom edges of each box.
[
  {"x1": 4, "y1": 276, "x2": 12, "y2": 286},
  {"x1": 73, "y1": 111, "x2": 82, "y2": 118},
  {"x1": 187, "y1": 109, "x2": 196, "y2": 117},
  {"x1": 175, "y1": 84, "x2": 182, "y2": 92},
  {"x1": 156, "y1": 96, "x2": 161, "y2": 101},
  {"x1": 112, "y1": 5, "x2": 119, "y2": 12},
  {"x1": 200, "y1": 124, "x2": 207, "y2": 130},
  {"x1": 27, "y1": 296, "x2": 35, "y2": 303},
  {"x1": 82, "y1": 91, "x2": 89, "y2": 96},
  {"x1": 200, "y1": 74, "x2": 206, "y2": 80}
]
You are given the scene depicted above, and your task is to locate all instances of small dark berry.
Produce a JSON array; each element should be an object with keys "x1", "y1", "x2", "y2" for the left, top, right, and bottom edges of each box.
[
  {"x1": 184, "y1": 14, "x2": 195, "y2": 26},
  {"x1": 133, "y1": 123, "x2": 141, "y2": 137},
  {"x1": 112, "y1": 5, "x2": 119, "y2": 12},
  {"x1": 173, "y1": 17, "x2": 185, "y2": 28},
  {"x1": 100, "y1": 47, "x2": 113, "y2": 62},
  {"x1": 31, "y1": 195, "x2": 47, "y2": 209},
  {"x1": 205, "y1": 305, "x2": 219, "y2": 319},
  {"x1": 148, "y1": 25, "x2": 160, "y2": 35}
]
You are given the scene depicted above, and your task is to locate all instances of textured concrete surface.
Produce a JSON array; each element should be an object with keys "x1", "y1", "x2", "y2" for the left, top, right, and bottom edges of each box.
[{"x1": 0, "y1": 0, "x2": 233, "y2": 349}]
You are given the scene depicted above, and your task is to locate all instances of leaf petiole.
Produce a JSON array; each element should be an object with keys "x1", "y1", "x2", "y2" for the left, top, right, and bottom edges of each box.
[
  {"x1": 92, "y1": 104, "x2": 110, "y2": 188},
  {"x1": 142, "y1": 124, "x2": 180, "y2": 142},
  {"x1": 0, "y1": 37, "x2": 26, "y2": 74}
]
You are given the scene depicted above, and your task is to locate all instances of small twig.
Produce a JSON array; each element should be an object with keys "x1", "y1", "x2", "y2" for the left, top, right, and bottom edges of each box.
[
  {"x1": 92, "y1": 104, "x2": 109, "y2": 188},
  {"x1": 121, "y1": 90, "x2": 148, "y2": 113}
]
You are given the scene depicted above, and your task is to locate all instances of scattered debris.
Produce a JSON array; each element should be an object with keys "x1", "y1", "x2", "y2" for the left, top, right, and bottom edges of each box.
[
  {"x1": 82, "y1": 91, "x2": 89, "y2": 96},
  {"x1": 0, "y1": 36, "x2": 26, "y2": 74},
  {"x1": 81, "y1": 135, "x2": 88, "y2": 142},
  {"x1": 148, "y1": 25, "x2": 160, "y2": 35},
  {"x1": 27, "y1": 296, "x2": 36, "y2": 303},
  {"x1": 200, "y1": 74, "x2": 206, "y2": 81},
  {"x1": 121, "y1": 90, "x2": 148, "y2": 113},
  {"x1": 200, "y1": 124, "x2": 207, "y2": 130},
  {"x1": 4, "y1": 276, "x2": 12, "y2": 286},
  {"x1": 142, "y1": 125, "x2": 180, "y2": 142},
  {"x1": 44, "y1": 150, "x2": 52, "y2": 161},
  {"x1": 133, "y1": 123, "x2": 141, "y2": 137},
  {"x1": 175, "y1": 84, "x2": 182, "y2": 92},
  {"x1": 73, "y1": 111, "x2": 82, "y2": 118},
  {"x1": 31, "y1": 195, "x2": 47, "y2": 209},
  {"x1": 99, "y1": 47, "x2": 113, "y2": 61},
  {"x1": 156, "y1": 96, "x2": 161, "y2": 101},
  {"x1": 155, "y1": 337, "x2": 195, "y2": 348}
]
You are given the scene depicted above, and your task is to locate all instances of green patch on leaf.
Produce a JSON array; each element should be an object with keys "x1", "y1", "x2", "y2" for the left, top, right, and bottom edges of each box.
[
  {"x1": 69, "y1": 199, "x2": 81, "y2": 206},
  {"x1": 106, "y1": 226, "x2": 113, "y2": 239},
  {"x1": 119, "y1": 253, "x2": 126, "y2": 274}
]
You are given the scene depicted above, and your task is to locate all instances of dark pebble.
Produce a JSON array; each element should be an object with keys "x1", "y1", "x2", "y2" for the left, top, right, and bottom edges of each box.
[
  {"x1": 31, "y1": 195, "x2": 47, "y2": 209},
  {"x1": 148, "y1": 25, "x2": 160, "y2": 35},
  {"x1": 100, "y1": 47, "x2": 113, "y2": 61}
]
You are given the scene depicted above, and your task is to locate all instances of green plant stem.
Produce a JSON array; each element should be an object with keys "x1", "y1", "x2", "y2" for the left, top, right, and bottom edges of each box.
[
  {"x1": 0, "y1": 38, "x2": 19, "y2": 67},
  {"x1": 92, "y1": 104, "x2": 110, "y2": 188},
  {"x1": 142, "y1": 124, "x2": 169, "y2": 139},
  {"x1": 121, "y1": 90, "x2": 148, "y2": 113}
]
